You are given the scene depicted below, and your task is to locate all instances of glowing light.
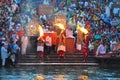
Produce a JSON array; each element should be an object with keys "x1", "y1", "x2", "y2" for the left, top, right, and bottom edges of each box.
[
  {"x1": 38, "y1": 25, "x2": 44, "y2": 37},
  {"x1": 77, "y1": 25, "x2": 88, "y2": 34},
  {"x1": 53, "y1": 23, "x2": 65, "y2": 30},
  {"x1": 53, "y1": 23, "x2": 65, "y2": 39},
  {"x1": 31, "y1": 25, "x2": 33, "y2": 28},
  {"x1": 35, "y1": 74, "x2": 44, "y2": 80}
]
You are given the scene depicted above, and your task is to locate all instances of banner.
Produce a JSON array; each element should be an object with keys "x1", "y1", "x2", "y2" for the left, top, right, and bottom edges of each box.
[
  {"x1": 55, "y1": 12, "x2": 66, "y2": 27},
  {"x1": 38, "y1": 4, "x2": 54, "y2": 15},
  {"x1": 26, "y1": 21, "x2": 39, "y2": 36}
]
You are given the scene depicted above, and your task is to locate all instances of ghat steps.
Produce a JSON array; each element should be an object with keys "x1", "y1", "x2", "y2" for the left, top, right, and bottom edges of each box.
[{"x1": 18, "y1": 51, "x2": 98, "y2": 66}]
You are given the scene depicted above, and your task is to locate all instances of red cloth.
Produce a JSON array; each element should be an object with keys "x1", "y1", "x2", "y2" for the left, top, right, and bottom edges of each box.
[
  {"x1": 38, "y1": 51, "x2": 44, "y2": 57},
  {"x1": 58, "y1": 50, "x2": 65, "y2": 57},
  {"x1": 81, "y1": 47, "x2": 89, "y2": 53},
  {"x1": 38, "y1": 38, "x2": 44, "y2": 43},
  {"x1": 52, "y1": 0, "x2": 56, "y2": 3},
  {"x1": 85, "y1": 21, "x2": 90, "y2": 28},
  {"x1": 43, "y1": 33, "x2": 57, "y2": 45},
  {"x1": 81, "y1": 41, "x2": 89, "y2": 53},
  {"x1": 93, "y1": 50, "x2": 96, "y2": 55},
  {"x1": 1, "y1": 0, "x2": 10, "y2": 5},
  {"x1": 17, "y1": 31, "x2": 23, "y2": 38},
  {"x1": 5, "y1": 0, "x2": 10, "y2": 5}
]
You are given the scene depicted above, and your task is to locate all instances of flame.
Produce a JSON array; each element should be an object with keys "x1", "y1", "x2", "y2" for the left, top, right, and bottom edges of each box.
[
  {"x1": 54, "y1": 23, "x2": 65, "y2": 38},
  {"x1": 77, "y1": 25, "x2": 88, "y2": 34},
  {"x1": 54, "y1": 23, "x2": 65, "y2": 30},
  {"x1": 38, "y1": 25, "x2": 44, "y2": 37}
]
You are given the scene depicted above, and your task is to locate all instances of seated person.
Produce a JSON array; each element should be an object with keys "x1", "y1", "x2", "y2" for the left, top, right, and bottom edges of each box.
[
  {"x1": 96, "y1": 41, "x2": 107, "y2": 56},
  {"x1": 113, "y1": 41, "x2": 120, "y2": 51}
]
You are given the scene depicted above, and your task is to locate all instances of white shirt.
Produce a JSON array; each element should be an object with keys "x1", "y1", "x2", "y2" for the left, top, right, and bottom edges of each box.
[
  {"x1": 66, "y1": 29, "x2": 73, "y2": 38},
  {"x1": 109, "y1": 2, "x2": 113, "y2": 8},
  {"x1": 11, "y1": 3, "x2": 18, "y2": 12},
  {"x1": 110, "y1": 40, "x2": 117, "y2": 51},
  {"x1": 96, "y1": 44, "x2": 106, "y2": 56},
  {"x1": 105, "y1": 6, "x2": 110, "y2": 17},
  {"x1": 45, "y1": 36, "x2": 52, "y2": 46},
  {"x1": 57, "y1": 45, "x2": 66, "y2": 52}
]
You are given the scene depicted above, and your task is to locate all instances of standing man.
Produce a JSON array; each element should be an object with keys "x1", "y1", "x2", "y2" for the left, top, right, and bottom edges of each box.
[
  {"x1": 44, "y1": 35, "x2": 52, "y2": 59},
  {"x1": 11, "y1": 41, "x2": 20, "y2": 66},
  {"x1": 76, "y1": 28, "x2": 84, "y2": 51},
  {"x1": 105, "y1": 4, "x2": 110, "y2": 18},
  {"x1": 21, "y1": 33, "x2": 28, "y2": 55},
  {"x1": 81, "y1": 40, "x2": 89, "y2": 62},
  {"x1": 1, "y1": 44, "x2": 8, "y2": 67}
]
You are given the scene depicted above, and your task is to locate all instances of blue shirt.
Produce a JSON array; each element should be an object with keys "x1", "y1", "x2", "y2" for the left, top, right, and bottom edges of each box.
[
  {"x1": 11, "y1": 43, "x2": 19, "y2": 53},
  {"x1": 15, "y1": 0, "x2": 21, "y2": 4},
  {"x1": 94, "y1": 34, "x2": 102, "y2": 40}
]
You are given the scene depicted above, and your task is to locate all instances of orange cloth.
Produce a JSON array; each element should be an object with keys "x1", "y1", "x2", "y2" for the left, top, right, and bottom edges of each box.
[
  {"x1": 43, "y1": 33, "x2": 57, "y2": 45},
  {"x1": 17, "y1": 31, "x2": 24, "y2": 38}
]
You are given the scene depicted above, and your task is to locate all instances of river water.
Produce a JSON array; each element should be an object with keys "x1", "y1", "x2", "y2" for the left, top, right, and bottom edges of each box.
[{"x1": 0, "y1": 66, "x2": 119, "y2": 80}]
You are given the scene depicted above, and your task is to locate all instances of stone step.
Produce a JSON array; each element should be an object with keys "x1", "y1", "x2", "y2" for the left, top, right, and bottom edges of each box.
[
  {"x1": 19, "y1": 57, "x2": 96, "y2": 60},
  {"x1": 18, "y1": 60, "x2": 96, "y2": 63},
  {"x1": 18, "y1": 62, "x2": 99, "y2": 66},
  {"x1": 18, "y1": 52, "x2": 96, "y2": 65},
  {"x1": 20, "y1": 58, "x2": 95, "y2": 61},
  {"x1": 26, "y1": 50, "x2": 93, "y2": 55},
  {"x1": 25, "y1": 52, "x2": 83, "y2": 55},
  {"x1": 18, "y1": 58, "x2": 96, "y2": 63},
  {"x1": 20, "y1": 54, "x2": 95, "y2": 58}
]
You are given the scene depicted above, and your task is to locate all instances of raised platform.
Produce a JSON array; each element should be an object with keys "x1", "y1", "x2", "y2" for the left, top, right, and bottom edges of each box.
[{"x1": 94, "y1": 55, "x2": 120, "y2": 65}]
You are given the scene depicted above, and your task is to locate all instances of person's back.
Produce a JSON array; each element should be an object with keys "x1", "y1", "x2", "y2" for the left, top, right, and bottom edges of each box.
[{"x1": 11, "y1": 43, "x2": 19, "y2": 54}]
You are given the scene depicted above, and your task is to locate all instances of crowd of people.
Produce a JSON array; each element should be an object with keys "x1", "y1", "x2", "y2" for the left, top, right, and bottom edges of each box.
[
  {"x1": 0, "y1": 0, "x2": 120, "y2": 67},
  {"x1": 0, "y1": 0, "x2": 23, "y2": 67},
  {"x1": 65, "y1": 0, "x2": 120, "y2": 61}
]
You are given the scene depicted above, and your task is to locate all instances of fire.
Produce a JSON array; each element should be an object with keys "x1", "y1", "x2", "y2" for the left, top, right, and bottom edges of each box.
[
  {"x1": 77, "y1": 25, "x2": 88, "y2": 34},
  {"x1": 38, "y1": 25, "x2": 44, "y2": 37},
  {"x1": 53, "y1": 23, "x2": 65, "y2": 39},
  {"x1": 53, "y1": 23, "x2": 65, "y2": 30}
]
